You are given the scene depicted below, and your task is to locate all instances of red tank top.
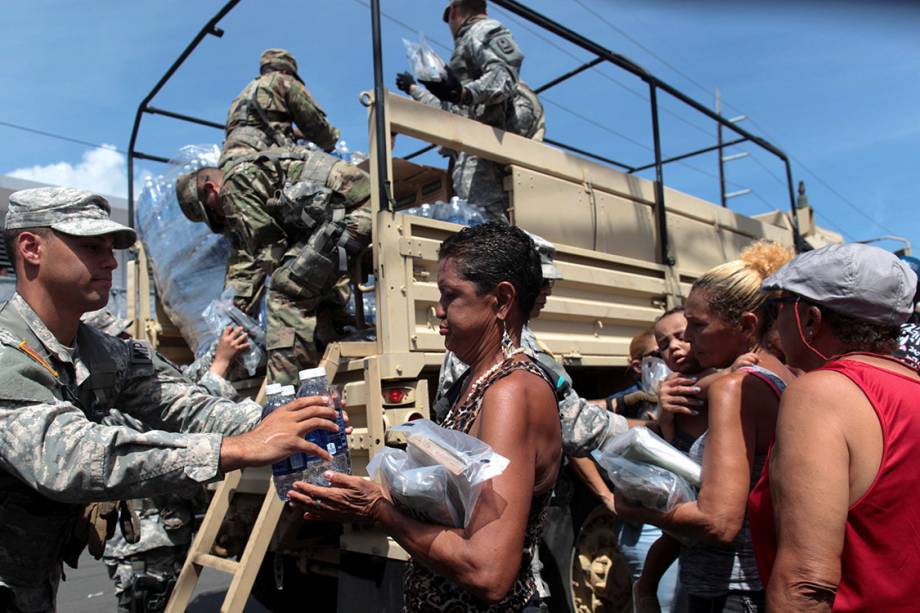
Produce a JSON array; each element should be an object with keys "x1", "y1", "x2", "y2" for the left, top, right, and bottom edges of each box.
[{"x1": 748, "y1": 356, "x2": 920, "y2": 611}]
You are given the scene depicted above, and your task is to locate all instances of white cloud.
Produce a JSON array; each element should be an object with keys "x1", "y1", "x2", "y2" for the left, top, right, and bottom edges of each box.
[{"x1": 8, "y1": 145, "x2": 129, "y2": 198}]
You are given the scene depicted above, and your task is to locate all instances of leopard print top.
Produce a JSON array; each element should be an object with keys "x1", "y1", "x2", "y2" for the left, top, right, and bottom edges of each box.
[{"x1": 402, "y1": 357, "x2": 555, "y2": 612}]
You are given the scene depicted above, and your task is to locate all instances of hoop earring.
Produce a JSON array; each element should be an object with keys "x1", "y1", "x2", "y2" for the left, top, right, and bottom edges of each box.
[{"x1": 500, "y1": 319, "x2": 516, "y2": 359}]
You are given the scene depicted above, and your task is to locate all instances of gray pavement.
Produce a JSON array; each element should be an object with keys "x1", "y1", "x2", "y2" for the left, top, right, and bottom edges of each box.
[{"x1": 58, "y1": 552, "x2": 269, "y2": 612}]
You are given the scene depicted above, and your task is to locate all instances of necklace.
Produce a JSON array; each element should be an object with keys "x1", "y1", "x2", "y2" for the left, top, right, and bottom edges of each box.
[{"x1": 459, "y1": 347, "x2": 526, "y2": 408}]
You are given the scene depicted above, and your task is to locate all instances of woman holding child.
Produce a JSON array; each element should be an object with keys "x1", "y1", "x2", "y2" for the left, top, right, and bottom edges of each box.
[{"x1": 618, "y1": 242, "x2": 794, "y2": 613}]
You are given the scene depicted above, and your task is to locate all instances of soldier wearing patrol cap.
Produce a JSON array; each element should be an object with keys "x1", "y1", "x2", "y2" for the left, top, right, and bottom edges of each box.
[
  {"x1": 0, "y1": 187, "x2": 340, "y2": 612},
  {"x1": 395, "y1": 0, "x2": 545, "y2": 222},
  {"x1": 221, "y1": 48, "x2": 341, "y2": 169},
  {"x1": 175, "y1": 145, "x2": 372, "y2": 386}
]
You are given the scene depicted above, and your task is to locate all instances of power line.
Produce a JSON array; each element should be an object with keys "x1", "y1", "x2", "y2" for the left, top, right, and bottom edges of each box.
[
  {"x1": 491, "y1": 4, "x2": 715, "y2": 140},
  {"x1": 360, "y1": 0, "x2": 727, "y2": 182},
  {"x1": 569, "y1": 0, "x2": 894, "y2": 241},
  {"x1": 0, "y1": 120, "x2": 125, "y2": 155}
]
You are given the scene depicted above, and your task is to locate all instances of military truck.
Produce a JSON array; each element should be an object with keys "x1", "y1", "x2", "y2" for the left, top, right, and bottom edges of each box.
[{"x1": 124, "y1": 1, "x2": 839, "y2": 611}]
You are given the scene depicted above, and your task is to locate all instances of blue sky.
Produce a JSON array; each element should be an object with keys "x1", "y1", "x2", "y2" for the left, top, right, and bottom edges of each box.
[{"x1": 1, "y1": 0, "x2": 918, "y2": 252}]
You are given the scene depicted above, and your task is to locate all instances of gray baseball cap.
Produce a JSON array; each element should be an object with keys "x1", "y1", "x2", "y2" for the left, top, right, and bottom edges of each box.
[
  {"x1": 4, "y1": 187, "x2": 136, "y2": 249},
  {"x1": 527, "y1": 231, "x2": 564, "y2": 281},
  {"x1": 762, "y1": 242, "x2": 917, "y2": 327}
]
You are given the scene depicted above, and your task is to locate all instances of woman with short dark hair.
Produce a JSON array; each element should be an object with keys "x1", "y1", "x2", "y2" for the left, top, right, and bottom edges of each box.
[{"x1": 290, "y1": 223, "x2": 562, "y2": 612}]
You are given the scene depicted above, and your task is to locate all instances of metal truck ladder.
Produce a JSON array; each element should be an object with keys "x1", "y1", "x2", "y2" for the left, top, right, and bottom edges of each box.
[
  {"x1": 166, "y1": 348, "x2": 345, "y2": 612},
  {"x1": 165, "y1": 467, "x2": 284, "y2": 613},
  {"x1": 165, "y1": 373, "x2": 279, "y2": 613}
]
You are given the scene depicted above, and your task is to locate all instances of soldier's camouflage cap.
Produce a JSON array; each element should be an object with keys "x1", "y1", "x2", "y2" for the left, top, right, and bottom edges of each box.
[
  {"x1": 443, "y1": 0, "x2": 487, "y2": 22},
  {"x1": 4, "y1": 187, "x2": 136, "y2": 249},
  {"x1": 260, "y1": 48, "x2": 303, "y2": 84},
  {"x1": 81, "y1": 308, "x2": 133, "y2": 337},
  {"x1": 175, "y1": 171, "x2": 206, "y2": 223},
  {"x1": 526, "y1": 231, "x2": 563, "y2": 281}
]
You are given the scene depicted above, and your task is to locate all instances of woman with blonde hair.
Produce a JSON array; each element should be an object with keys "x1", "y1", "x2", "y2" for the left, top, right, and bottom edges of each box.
[{"x1": 617, "y1": 241, "x2": 795, "y2": 613}]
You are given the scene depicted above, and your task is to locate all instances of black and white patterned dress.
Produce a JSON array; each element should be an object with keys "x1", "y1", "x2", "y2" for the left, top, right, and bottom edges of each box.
[{"x1": 402, "y1": 358, "x2": 554, "y2": 612}]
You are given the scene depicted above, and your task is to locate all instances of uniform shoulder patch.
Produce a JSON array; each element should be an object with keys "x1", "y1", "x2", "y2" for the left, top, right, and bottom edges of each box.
[{"x1": 128, "y1": 340, "x2": 153, "y2": 366}]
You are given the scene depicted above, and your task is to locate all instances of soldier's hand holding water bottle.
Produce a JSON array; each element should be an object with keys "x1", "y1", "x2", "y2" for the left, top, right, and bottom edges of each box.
[{"x1": 218, "y1": 396, "x2": 340, "y2": 473}]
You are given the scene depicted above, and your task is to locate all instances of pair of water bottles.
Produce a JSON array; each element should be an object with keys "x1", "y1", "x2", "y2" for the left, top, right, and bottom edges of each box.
[{"x1": 262, "y1": 367, "x2": 351, "y2": 501}]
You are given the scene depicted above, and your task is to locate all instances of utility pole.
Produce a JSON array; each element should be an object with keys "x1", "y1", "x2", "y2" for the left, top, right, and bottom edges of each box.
[{"x1": 716, "y1": 89, "x2": 751, "y2": 207}]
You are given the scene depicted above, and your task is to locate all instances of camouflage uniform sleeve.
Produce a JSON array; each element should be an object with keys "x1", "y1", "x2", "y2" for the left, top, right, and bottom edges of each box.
[
  {"x1": 463, "y1": 24, "x2": 521, "y2": 107},
  {"x1": 521, "y1": 327, "x2": 628, "y2": 458},
  {"x1": 194, "y1": 371, "x2": 240, "y2": 401},
  {"x1": 118, "y1": 342, "x2": 261, "y2": 440},
  {"x1": 222, "y1": 167, "x2": 286, "y2": 283},
  {"x1": 0, "y1": 348, "x2": 254, "y2": 504},
  {"x1": 181, "y1": 350, "x2": 240, "y2": 401},
  {"x1": 286, "y1": 78, "x2": 340, "y2": 152},
  {"x1": 224, "y1": 245, "x2": 265, "y2": 315},
  {"x1": 409, "y1": 85, "x2": 468, "y2": 117}
]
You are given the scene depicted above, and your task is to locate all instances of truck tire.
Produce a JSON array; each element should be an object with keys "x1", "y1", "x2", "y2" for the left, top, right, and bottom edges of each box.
[{"x1": 540, "y1": 468, "x2": 634, "y2": 613}]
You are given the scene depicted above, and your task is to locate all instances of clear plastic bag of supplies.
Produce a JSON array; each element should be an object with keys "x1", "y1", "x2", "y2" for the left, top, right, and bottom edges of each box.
[
  {"x1": 403, "y1": 36, "x2": 448, "y2": 82},
  {"x1": 641, "y1": 356, "x2": 672, "y2": 418},
  {"x1": 602, "y1": 427, "x2": 701, "y2": 487},
  {"x1": 366, "y1": 419, "x2": 509, "y2": 528},
  {"x1": 641, "y1": 356, "x2": 672, "y2": 394},
  {"x1": 134, "y1": 144, "x2": 231, "y2": 354},
  {"x1": 591, "y1": 452, "x2": 696, "y2": 513},
  {"x1": 200, "y1": 288, "x2": 266, "y2": 376}
]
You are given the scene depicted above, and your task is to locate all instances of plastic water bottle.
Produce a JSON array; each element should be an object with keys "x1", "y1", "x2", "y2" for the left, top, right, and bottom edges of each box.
[
  {"x1": 263, "y1": 385, "x2": 300, "y2": 501},
  {"x1": 296, "y1": 368, "x2": 351, "y2": 487},
  {"x1": 334, "y1": 140, "x2": 352, "y2": 163}
]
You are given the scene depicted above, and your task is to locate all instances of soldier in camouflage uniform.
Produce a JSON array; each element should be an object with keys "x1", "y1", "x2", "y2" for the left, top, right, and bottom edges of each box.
[
  {"x1": 221, "y1": 48, "x2": 340, "y2": 167},
  {"x1": 176, "y1": 148, "x2": 372, "y2": 386},
  {"x1": 434, "y1": 232, "x2": 628, "y2": 457},
  {"x1": 0, "y1": 187, "x2": 340, "y2": 612},
  {"x1": 218, "y1": 48, "x2": 342, "y2": 314},
  {"x1": 396, "y1": 0, "x2": 545, "y2": 222},
  {"x1": 81, "y1": 311, "x2": 248, "y2": 612}
]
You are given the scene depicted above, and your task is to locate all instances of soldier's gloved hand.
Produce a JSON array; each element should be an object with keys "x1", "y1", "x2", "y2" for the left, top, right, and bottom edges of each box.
[
  {"x1": 622, "y1": 389, "x2": 657, "y2": 408},
  {"x1": 419, "y1": 67, "x2": 464, "y2": 104},
  {"x1": 395, "y1": 72, "x2": 416, "y2": 94}
]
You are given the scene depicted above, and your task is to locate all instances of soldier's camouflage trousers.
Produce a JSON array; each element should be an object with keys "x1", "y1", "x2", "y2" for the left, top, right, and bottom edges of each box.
[
  {"x1": 452, "y1": 88, "x2": 544, "y2": 223},
  {"x1": 105, "y1": 546, "x2": 186, "y2": 613},
  {"x1": 453, "y1": 153, "x2": 510, "y2": 223},
  {"x1": 267, "y1": 195, "x2": 372, "y2": 385}
]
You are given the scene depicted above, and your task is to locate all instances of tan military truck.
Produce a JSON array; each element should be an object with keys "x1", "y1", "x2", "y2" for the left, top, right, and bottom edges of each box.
[{"x1": 124, "y1": 2, "x2": 839, "y2": 611}]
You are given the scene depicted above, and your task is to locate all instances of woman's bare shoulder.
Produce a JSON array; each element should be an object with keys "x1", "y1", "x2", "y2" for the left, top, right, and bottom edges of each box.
[{"x1": 479, "y1": 367, "x2": 557, "y2": 426}]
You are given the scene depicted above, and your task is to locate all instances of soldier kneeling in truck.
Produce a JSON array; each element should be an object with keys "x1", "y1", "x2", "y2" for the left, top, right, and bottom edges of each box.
[{"x1": 176, "y1": 146, "x2": 372, "y2": 386}]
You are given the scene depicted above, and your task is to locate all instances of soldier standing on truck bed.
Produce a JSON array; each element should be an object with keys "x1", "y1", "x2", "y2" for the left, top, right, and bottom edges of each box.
[
  {"x1": 0, "y1": 187, "x2": 341, "y2": 613},
  {"x1": 218, "y1": 48, "x2": 342, "y2": 316},
  {"x1": 396, "y1": 0, "x2": 545, "y2": 223},
  {"x1": 176, "y1": 148, "x2": 372, "y2": 387}
]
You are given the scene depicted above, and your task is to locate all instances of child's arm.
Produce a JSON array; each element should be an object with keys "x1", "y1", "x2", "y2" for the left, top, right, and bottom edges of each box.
[
  {"x1": 569, "y1": 457, "x2": 616, "y2": 514},
  {"x1": 634, "y1": 533, "x2": 681, "y2": 600}
]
